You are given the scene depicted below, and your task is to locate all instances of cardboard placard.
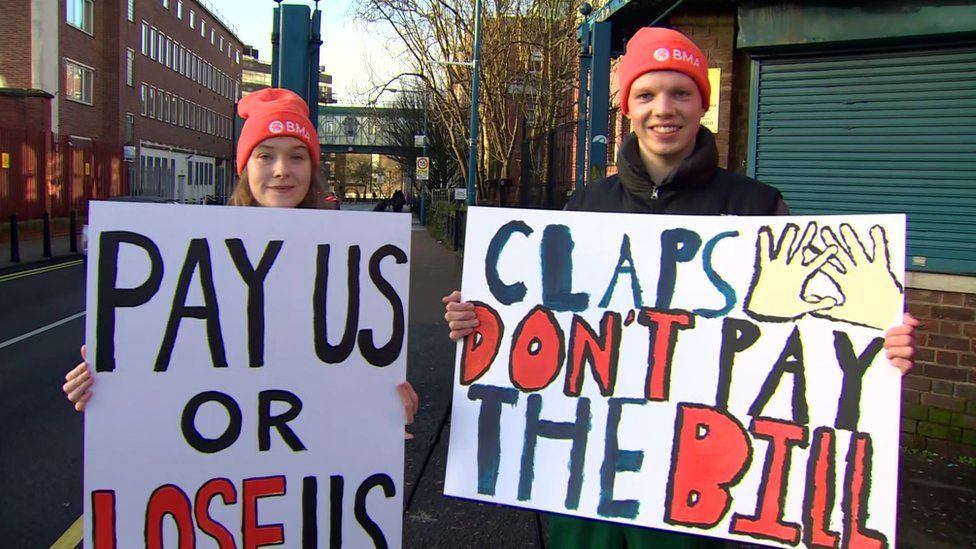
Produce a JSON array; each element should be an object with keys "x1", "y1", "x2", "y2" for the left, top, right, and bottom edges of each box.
[
  {"x1": 446, "y1": 206, "x2": 906, "y2": 548},
  {"x1": 83, "y1": 202, "x2": 411, "y2": 548}
]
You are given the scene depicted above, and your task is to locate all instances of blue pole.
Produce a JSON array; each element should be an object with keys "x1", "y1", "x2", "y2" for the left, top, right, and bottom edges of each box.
[
  {"x1": 575, "y1": 24, "x2": 591, "y2": 190},
  {"x1": 587, "y1": 21, "x2": 612, "y2": 183},
  {"x1": 466, "y1": 0, "x2": 483, "y2": 206},
  {"x1": 420, "y1": 96, "x2": 429, "y2": 224}
]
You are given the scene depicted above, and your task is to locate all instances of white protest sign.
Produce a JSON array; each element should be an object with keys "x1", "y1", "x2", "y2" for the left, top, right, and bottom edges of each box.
[
  {"x1": 83, "y1": 202, "x2": 410, "y2": 548},
  {"x1": 445, "y1": 206, "x2": 906, "y2": 548}
]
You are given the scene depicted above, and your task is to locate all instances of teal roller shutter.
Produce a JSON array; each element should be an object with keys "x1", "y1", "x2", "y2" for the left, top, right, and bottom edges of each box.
[{"x1": 751, "y1": 46, "x2": 976, "y2": 275}]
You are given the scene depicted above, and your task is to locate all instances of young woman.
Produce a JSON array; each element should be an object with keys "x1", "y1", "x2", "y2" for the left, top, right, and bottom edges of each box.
[{"x1": 62, "y1": 88, "x2": 419, "y2": 432}]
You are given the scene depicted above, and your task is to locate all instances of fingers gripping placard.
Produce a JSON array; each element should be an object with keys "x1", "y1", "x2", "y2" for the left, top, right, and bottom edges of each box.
[
  {"x1": 445, "y1": 208, "x2": 905, "y2": 548},
  {"x1": 83, "y1": 202, "x2": 410, "y2": 548}
]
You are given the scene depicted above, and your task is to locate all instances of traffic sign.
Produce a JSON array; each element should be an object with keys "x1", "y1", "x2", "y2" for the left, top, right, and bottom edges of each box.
[{"x1": 416, "y1": 156, "x2": 430, "y2": 180}]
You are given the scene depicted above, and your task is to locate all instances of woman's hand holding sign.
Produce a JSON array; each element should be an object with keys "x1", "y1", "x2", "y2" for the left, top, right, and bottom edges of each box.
[{"x1": 63, "y1": 345, "x2": 93, "y2": 412}]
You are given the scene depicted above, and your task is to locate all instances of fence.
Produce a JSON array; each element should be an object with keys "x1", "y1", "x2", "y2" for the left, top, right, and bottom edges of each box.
[
  {"x1": 518, "y1": 118, "x2": 579, "y2": 210},
  {"x1": 0, "y1": 127, "x2": 127, "y2": 221}
]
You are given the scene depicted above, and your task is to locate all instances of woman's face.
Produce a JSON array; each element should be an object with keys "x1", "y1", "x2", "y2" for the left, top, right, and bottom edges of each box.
[{"x1": 246, "y1": 136, "x2": 312, "y2": 208}]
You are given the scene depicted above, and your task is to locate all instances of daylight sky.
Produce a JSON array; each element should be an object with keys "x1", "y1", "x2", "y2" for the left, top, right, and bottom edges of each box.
[{"x1": 202, "y1": 0, "x2": 409, "y2": 104}]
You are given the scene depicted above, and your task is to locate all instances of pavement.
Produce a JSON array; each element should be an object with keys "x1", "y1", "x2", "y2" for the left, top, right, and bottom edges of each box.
[{"x1": 4, "y1": 208, "x2": 974, "y2": 548}]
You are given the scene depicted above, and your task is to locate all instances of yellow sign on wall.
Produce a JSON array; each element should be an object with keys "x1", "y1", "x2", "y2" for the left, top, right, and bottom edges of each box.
[
  {"x1": 1, "y1": 153, "x2": 9, "y2": 169},
  {"x1": 85, "y1": 162, "x2": 91, "y2": 176},
  {"x1": 700, "y1": 68, "x2": 721, "y2": 133}
]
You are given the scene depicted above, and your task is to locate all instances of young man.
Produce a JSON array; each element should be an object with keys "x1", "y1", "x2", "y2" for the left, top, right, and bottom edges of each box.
[{"x1": 444, "y1": 27, "x2": 918, "y2": 547}]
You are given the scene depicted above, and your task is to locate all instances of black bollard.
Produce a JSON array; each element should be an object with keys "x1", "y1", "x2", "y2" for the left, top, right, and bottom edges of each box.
[
  {"x1": 452, "y1": 211, "x2": 461, "y2": 252},
  {"x1": 10, "y1": 214, "x2": 20, "y2": 263},
  {"x1": 69, "y1": 211, "x2": 78, "y2": 252},
  {"x1": 43, "y1": 212, "x2": 52, "y2": 257}
]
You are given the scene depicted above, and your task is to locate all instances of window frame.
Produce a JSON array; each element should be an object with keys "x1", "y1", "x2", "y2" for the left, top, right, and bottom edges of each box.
[
  {"x1": 64, "y1": 58, "x2": 94, "y2": 105},
  {"x1": 66, "y1": 0, "x2": 94, "y2": 35},
  {"x1": 126, "y1": 48, "x2": 135, "y2": 87}
]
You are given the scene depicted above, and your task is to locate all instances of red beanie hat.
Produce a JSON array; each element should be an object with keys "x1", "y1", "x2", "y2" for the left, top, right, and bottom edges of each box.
[
  {"x1": 236, "y1": 88, "x2": 320, "y2": 174},
  {"x1": 617, "y1": 27, "x2": 710, "y2": 115}
]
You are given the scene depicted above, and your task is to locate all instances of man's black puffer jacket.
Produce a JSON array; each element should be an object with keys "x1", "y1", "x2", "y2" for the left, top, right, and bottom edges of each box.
[{"x1": 566, "y1": 128, "x2": 783, "y2": 216}]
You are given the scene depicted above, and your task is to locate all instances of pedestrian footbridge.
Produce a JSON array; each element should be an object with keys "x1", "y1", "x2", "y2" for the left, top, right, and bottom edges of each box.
[{"x1": 318, "y1": 105, "x2": 418, "y2": 157}]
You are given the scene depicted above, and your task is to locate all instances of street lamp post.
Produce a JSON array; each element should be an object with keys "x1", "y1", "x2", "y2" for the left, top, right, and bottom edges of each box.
[
  {"x1": 466, "y1": 0, "x2": 483, "y2": 207},
  {"x1": 388, "y1": 87, "x2": 430, "y2": 223}
]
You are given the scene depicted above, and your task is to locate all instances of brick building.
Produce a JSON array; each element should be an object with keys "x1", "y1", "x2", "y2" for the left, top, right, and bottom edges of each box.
[
  {"x1": 573, "y1": 0, "x2": 976, "y2": 457},
  {"x1": 0, "y1": 0, "x2": 244, "y2": 214}
]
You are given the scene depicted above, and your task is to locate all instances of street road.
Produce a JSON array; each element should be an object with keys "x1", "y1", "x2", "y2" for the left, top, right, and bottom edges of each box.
[{"x1": 0, "y1": 260, "x2": 87, "y2": 547}]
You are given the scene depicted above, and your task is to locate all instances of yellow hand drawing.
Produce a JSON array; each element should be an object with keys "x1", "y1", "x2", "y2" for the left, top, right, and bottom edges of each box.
[
  {"x1": 744, "y1": 222, "x2": 839, "y2": 322},
  {"x1": 810, "y1": 224, "x2": 903, "y2": 330}
]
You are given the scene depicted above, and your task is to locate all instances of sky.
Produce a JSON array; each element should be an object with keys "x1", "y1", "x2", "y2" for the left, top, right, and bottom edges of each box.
[{"x1": 202, "y1": 0, "x2": 409, "y2": 104}]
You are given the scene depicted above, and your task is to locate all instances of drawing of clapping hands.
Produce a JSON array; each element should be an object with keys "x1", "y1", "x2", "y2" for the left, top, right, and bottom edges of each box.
[{"x1": 743, "y1": 221, "x2": 903, "y2": 330}]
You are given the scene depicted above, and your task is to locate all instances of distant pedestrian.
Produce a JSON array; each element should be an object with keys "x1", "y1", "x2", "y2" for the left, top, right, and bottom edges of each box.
[{"x1": 391, "y1": 189, "x2": 406, "y2": 212}]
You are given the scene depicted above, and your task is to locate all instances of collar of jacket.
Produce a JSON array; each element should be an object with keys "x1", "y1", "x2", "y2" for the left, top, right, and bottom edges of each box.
[{"x1": 615, "y1": 126, "x2": 719, "y2": 202}]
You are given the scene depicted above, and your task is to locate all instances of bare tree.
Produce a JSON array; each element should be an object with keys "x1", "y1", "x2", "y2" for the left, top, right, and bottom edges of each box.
[{"x1": 355, "y1": 0, "x2": 581, "y2": 203}]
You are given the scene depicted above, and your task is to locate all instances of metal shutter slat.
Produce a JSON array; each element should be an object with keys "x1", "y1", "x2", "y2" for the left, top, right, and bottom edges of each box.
[{"x1": 753, "y1": 46, "x2": 976, "y2": 274}]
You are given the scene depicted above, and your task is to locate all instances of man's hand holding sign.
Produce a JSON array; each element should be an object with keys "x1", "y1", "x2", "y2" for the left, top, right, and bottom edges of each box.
[{"x1": 444, "y1": 207, "x2": 913, "y2": 548}]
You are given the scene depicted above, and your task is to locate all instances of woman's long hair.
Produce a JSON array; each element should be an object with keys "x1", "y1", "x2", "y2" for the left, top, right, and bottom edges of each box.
[{"x1": 227, "y1": 168, "x2": 328, "y2": 209}]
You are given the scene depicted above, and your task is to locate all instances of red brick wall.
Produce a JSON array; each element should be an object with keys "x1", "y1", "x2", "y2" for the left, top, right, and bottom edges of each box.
[
  {"x1": 0, "y1": 97, "x2": 52, "y2": 133},
  {"x1": 134, "y1": 0, "x2": 243, "y2": 159},
  {"x1": 0, "y1": 2, "x2": 32, "y2": 88},
  {"x1": 59, "y1": 0, "x2": 105, "y2": 141},
  {"x1": 903, "y1": 288, "x2": 976, "y2": 457},
  {"x1": 670, "y1": 11, "x2": 736, "y2": 169}
]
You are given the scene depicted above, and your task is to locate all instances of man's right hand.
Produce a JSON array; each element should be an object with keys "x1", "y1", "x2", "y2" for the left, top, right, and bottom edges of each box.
[
  {"x1": 62, "y1": 345, "x2": 93, "y2": 412},
  {"x1": 442, "y1": 290, "x2": 479, "y2": 341}
]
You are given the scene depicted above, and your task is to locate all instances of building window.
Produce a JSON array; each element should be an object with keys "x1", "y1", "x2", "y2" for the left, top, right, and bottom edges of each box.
[
  {"x1": 189, "y1": 10, "x2": 194, "y2": 28},
  {"x1": 219, "y1": 36, "x2": 224, "y2": 52},
  {"x1": 529, "y1": 47, "x2": 544, "y2": 75},
  {"x1": 140, "y1": 83, "x2": 147, "y2": 115},
  {"x1": 157, "y1": 90, "x2": 164, "y2": 120},
  {"x1": 126, "y1": 48, "x2": 134, "y2": 86},
  {"x1": 157, "y1": 34, "x2": 164, "y2": 63},
  {"x1": 141, "y1": 22, "x2": 149, "y2": 55},
  {"x1": 162, "y1": 0, "x2": 169, "y2": 9},
  {"x1": 148, "y1": 87, "x2": 156, "y2": 118},
  {"x1": 201, "y1": 20, "x2": 205, "y2": 38},
  {"x1": 164, "y1": 37, "x2": 171, "y2": 68},
  {"x1": 149, "y1": 27, "x2": 157, "y2": 58},
  {"x1": 64, "y1": 59, "x2": 94, "y2": 105},
  {"x1": 127, "y1": 0, "x2": 134, "y2": 22},
  {"x1": 176, "y1": 0, "x2": 182, "y2": 19},
  {"x1": 171, "y1": 95, "x2": 177, "y2": 123},
  {"x1": 126, "y1": 113, "x2": 135, "y2": 142},
  {"x1": 235, "y1": 49, "x2": 240, "y2": 64},
  {"x1": 210, "y1": 29, "x2": 215, "y2": 45},
  {"x1": 66, "y1": 0, "x2": 94, "y2": 34}
]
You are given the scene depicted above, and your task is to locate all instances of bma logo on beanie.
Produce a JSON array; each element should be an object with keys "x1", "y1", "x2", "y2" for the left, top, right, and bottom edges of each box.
[
  {"x1": 268, "y1": 120, "x2": 285, "y2": 134},
  {"x1": 672, "y1": 49, "x2": 701, "y2": 67},
  {"x1": 653, "y1": 48, "x2": 670, "y2": 62}
]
